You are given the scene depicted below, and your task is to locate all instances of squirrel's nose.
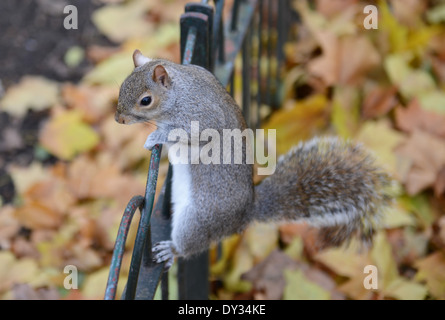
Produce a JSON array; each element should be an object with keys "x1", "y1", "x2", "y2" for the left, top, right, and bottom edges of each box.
[{"x1": 115, "y1": 112, "x2": 126, "y2": 124}]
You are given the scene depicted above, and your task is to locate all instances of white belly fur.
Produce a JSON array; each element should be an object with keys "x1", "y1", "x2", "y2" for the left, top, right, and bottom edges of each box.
[{"x1": 171, "y1": 163, "x2": 192, "y2": 237}]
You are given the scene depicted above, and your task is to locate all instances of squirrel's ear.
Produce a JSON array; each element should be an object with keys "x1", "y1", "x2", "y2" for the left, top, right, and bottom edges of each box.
[
  {"x1": 133, "y1": 49, "x2": 151, "y2": 67},
  {"x1": 153, "y1": 65, "x2": 170, "y2": 88}
]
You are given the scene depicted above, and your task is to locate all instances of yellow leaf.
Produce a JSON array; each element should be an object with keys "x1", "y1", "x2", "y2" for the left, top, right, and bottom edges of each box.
[
  {"x1": 0, "y1": 252, "x2": 40, "y2": 294},
  {"x1": 379, "y1": 0, "x2": 408, "y2": 53},
  {"x1": 83, "y1": 25, "x2": 179, "y2": 85},
  {"x1": 262, "y1": 94, "x2": 329, "y2": 155},
  {"x1": 92, "y1": 0, "x2": 153, "y2": 43},
  {"x1": 245, "y1": 222, "x2": 279, "y2": 260},
  {"x1": 415, "y1": 252, "x2": 445, "y2": 299},
  {"x1": 371, "y1": 232, "x2": 399, "y2": 290},
  {"x1": 283, "y1": 269, "x2": 330, "y2": 300},
  {"x1": 0, "y1": 76, "x2": 59, "y2": 117},
  {"x1": 331, "y1": 86, "x2": 360, "y2": 138},
  {"x1": 223, "y1": 239, "x2": 253, "y2": 293},
  {"x1": 384, "y1": 278, "x2": 427, "y2": 300},
  {"x1": 315, "y1": 242, "x2": 371, "y2": 278},
  {"x1": 382, "y1": 203, "x2": 417, "y2": 229},
  {"x1": 39, "y1": 110, "x2": 100, "y2": 160},
  {"x1": 355, "y1": 118, "x2": 405, "y2": 177},
  {"x1": 82, "y1": 267, "x2": 117, "y2": 299},
  {"x1": 8, "y1": 162, "x2": 47, "y2": 194}
]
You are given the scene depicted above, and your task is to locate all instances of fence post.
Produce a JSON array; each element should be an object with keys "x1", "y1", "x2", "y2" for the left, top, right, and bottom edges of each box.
[{"x1": 177, "y1": 4, "x2": 214, "y2": 300}]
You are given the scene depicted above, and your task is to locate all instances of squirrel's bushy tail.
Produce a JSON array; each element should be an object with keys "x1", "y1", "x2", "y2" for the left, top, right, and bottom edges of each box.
[{"x1": 248, "y1": 137, "x2": 393, "y2": 247}]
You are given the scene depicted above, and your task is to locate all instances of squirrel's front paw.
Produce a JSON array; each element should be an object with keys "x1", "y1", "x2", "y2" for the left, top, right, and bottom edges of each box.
[
  {"x1": 144, "y1": 135, "x2": 158, "y2": 150},
  {"x1": 144, "y1": 131, "x2": 167, "y2": 150},
  {"x1": 152, "y1": 241, "x2": 176, "y2": 269}
]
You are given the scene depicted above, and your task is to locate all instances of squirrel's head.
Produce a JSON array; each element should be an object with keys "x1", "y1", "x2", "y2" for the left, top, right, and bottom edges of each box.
[{"x1": 115, "y1": 50, "x2": 172, "y2": 125}]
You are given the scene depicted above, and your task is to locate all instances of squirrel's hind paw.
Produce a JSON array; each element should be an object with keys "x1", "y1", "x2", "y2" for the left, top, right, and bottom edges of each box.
[{"x1": 153, "y1": 241, "x2": 176, "y2": 269}]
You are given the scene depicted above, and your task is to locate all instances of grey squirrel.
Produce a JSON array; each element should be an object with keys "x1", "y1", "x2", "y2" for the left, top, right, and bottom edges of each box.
[{"x1": 115, "y1": 50, "x2": 393, "y2": 268}]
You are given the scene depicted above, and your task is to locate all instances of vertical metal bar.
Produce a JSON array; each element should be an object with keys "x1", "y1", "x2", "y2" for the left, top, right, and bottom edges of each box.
[
  {"x1": 133, "y1": 164, "x2": 173, "y2": 300},
  {"x1": 266, "y1": 0, "x2": 273, "y2": 108},
  {"x1": 274, "y1": 0, "x2": 286, "y2": 109},
  {"x1": 161, "y1": 272, "x2": 169, "y2": 300},
  {"x1": 124, "y1": 144, "x2": 163, "y2": 300},
  {"x1": 178, "y1": 13, "x2": 211, "y2": 300},
  {"x1": 214, "y1": 0, "x2": 226, "y2": 64},
  {"x1": 231, "y1": 0, "x2": 241, "y2": 31},
  {"x1": 242, "y1": 24, "x2": 252, "y2": 128},
  {"x1": 256, "y1": 0, "x2": 263, "y2": 128}
]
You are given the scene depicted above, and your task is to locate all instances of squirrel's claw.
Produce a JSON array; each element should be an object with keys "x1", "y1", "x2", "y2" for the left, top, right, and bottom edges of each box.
[{"x1": 153, "y1": 241, "x2": 175, "y2": 270}]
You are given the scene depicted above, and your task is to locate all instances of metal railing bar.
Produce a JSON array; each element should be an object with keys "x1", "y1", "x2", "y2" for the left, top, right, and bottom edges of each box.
[
  {"x1": 214, "y1": 0, "x2": 258, "y2": 87},
  {"x1": 266, "y1": 0, "x2": 273, "y2": 108},
  {"x1": 134, "y1": 165, "x2": 173, "y2": 300},
  {"x1": 214, "y1": 0, "x2": 225, "y2": 65},
  {"x1": 124, "y1": 144, "x2": 163, "y2": 299},
  {"x1": 256, "y1": 0, "x2": 263, "y2": 129},
  {"x1": 242, "y1": 25, "x2": 252, "y2": 127},
  {"x1": 104, "y1": 195, "x2": 144, "y2": 300}
]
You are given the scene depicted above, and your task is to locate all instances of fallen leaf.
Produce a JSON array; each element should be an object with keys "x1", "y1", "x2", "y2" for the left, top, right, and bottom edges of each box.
[
  {"x1": 283, "y1": 269, "x2": 331, "y2": 300},
  {"x1": 315, "y1": 241, "x2": 371, "y2": 278},
  {"x1": 64, "y1": 46, "x2": 85, "y2": 68},
  {"x1": 355, "y1": 118, "x2": 405, "y2": 176},
  {"x1": 395, "y1": 130, "x2": 445, "y2": 195},
  {"x1": 8, "y1": 162, "x2": 47, "y2": 194},
  {"x1": 39, "y1": 109, "x2": 100, "y2": 160},
  {"x1": 262, "y1": 94, "x2": 330, "y2": 155},
  {"x1": 308, "y1": 34, "x2": 380, "y2": 86},
  {"x1": 62, "y1": 84, "x2": 118, "y2": 124},
  {"x1": 0, "y1": 76, "x2": 59, "y2": 117},
  {"x1": 331, "y1": 86, "x2": 360, "y2": 138},
  {"x1": 315, "y1": 0, "x2": 358, "y2": 19},
  {"x1": 362, "y1": 86, "x2": 398, "y2": 120},
  {"x1": 81, "y1": 267, "x2": 113, "y2": 299},
  {"x1": 12, "y1": 283, "x2": 60, "y2": 300},
  {"x1": 415, "y1": 252, "x2": 445, "y2": 299},
  {"x1": 242, "y1": 250, "x2": 297, "y2": 299},
  {"x1": 371, "y1": 232, "x2": 399, "y2": 290},
  {"x1": 245, "y1": 222, "x2": 279, "y2": 260},
  {"x1": 384, "y1": 277, "x2": 427, "y2": 300},
  {"x1": 395, "y1": 99, "x2": 445, "y2": 138},
  {"x1": 0, "y1": 251, "x2": 40, "y2": 294},
  {"x1": 0, "y1": 206, "x2": 20, "y2": 249},
  {"x1": 92, "y1": 0, "x2": 154, "y2": 43}
]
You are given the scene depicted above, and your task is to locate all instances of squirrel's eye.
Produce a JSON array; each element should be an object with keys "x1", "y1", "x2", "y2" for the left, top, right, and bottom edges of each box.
[{"x1": 140, "y1": 96, "x2": 152, "y2": 106}]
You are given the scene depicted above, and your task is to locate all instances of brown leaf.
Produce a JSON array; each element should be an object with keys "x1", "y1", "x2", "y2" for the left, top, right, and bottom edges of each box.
[
  {"x1": 62, "y1": 83, "x2": 118, "y2": 124},
  {"x1": 315, "y1": 0, "x2": 358, "y2": 19},
  {"x1": 242, "y1": 250, "x2": 343, "y2": 300},
  {"x1": 395, "y1": 99, "x2": 445, "y2": 138},
  {"x1": 434, "y1": 166, "x2": 445, "y2": 197},
  {"x1": 362, "y1": 86, "x2": 398, "y2": 119},
  {"x1": 395, "y1": 130, "x2": 445, "y2": 195},
  {"x1": 308, "y1": 34, "x2": 380, "y2": 86},
  {"x1": 14, "y1": 202, "x2": 62, "y2": 230},
  {"x1": 12, "y1": 283, "x2": 60, "y2": 300},
  {"x1": 242, "y1": 250, "x2": 297, "y2": 299}
]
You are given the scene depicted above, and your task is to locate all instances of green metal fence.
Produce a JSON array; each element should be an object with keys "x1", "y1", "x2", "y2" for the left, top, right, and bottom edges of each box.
[{"x1": 105, "y1": 0, "x2": 294, "y2": 300}]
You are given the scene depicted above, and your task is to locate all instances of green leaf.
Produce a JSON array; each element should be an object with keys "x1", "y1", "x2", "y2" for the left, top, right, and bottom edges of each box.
[
  {"x1": 283, "y1": 269, "x2": 330, "y2": 300},
  {"x1": 64, "y1": 46, "x2": 85, "y2": 68}
]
